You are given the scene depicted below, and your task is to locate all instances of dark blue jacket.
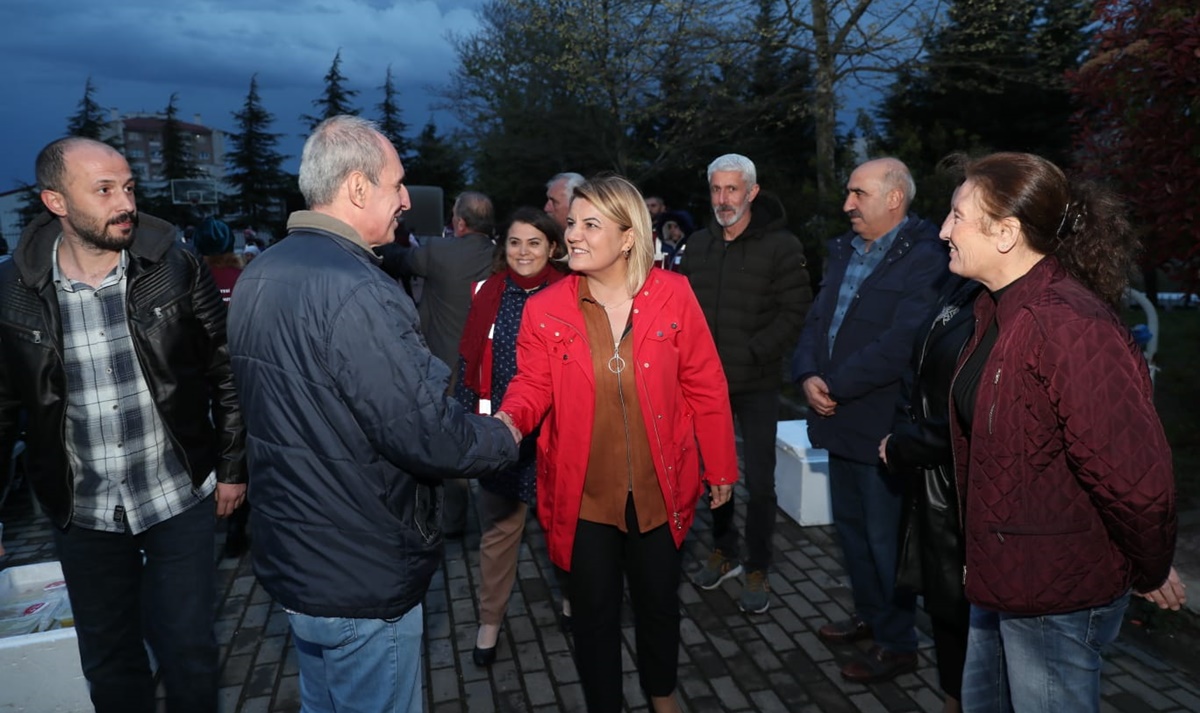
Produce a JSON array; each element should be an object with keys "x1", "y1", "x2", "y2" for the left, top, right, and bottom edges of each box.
[
  {"x1": 792, "y1": 216, "x2": 948, "y2": 464},
  {"x1": 227, "y1": 217, "x2": 517, "y2": 619}
]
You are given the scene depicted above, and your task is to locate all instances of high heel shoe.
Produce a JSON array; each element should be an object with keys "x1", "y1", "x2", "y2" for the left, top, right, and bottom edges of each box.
[{"x1": 472, "y1": 644, "x2": 497, "y2": 667}]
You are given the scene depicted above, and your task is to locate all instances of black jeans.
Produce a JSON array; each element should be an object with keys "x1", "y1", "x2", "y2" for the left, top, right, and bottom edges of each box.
[
  {"x1": 711, "y1": 388, "x2": 779, "y2": 572},
  {"x1": 53, "y1": 496, "x2": 219, "y2": 713},
  {"x1": 570, "y1": 496, "x2": 682, "y2": 713}
]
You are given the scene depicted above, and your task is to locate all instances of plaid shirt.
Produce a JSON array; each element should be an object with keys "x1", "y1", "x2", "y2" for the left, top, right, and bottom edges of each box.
[
  {"x1": 827, "y1": 217, "x2": 907, "y2": 356},
  {"x1": 53, "y1": 237, "x2": 214, "y2": 534}
]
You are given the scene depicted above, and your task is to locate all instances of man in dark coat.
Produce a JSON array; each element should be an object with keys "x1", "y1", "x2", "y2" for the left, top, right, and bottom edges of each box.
[
  {"x1": 227, "y1": 116, "x2": 518, "y2": 712},
  {"x1": 792, "y1": 157, "x2": 948, "y2": 684},
  {"x1": 0, "y1": 137, "x2": 246, "y2": 713},
  {"x1": 680, "y1": 153, "x2": 812, "y2": 615}
]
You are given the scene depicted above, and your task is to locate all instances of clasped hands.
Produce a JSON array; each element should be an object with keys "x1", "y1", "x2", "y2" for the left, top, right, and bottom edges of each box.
[
  {"x1": 802, "y1": 376, "x2": 837, "y2": 417},
  {"x1": 494, "y1": 411, "x2": 522, "y2": 444}
]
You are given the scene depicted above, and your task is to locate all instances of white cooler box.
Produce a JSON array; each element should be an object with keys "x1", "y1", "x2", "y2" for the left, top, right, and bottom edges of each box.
[
  {"x1": 774, "y1": 420, "x2": 832, "y2": 526},
  {"x1": 0, "y1": 561, "x2": 91, "y2": 712}
]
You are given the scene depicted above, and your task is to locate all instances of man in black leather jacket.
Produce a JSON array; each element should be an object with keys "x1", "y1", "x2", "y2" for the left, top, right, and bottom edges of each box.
[{"x1": 0, "y1": 137, "x2": 245, "y2": 713}]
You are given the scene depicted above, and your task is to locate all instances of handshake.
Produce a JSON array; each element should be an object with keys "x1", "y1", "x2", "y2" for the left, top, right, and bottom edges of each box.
[{"x1": 493, "y1": 411, "x2": 522, "y2": 445}]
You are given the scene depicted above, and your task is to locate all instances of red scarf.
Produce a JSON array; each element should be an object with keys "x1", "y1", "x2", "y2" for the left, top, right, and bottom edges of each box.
[{"x1": 458, "y1": 264, "x2": 564, "y2": 398}]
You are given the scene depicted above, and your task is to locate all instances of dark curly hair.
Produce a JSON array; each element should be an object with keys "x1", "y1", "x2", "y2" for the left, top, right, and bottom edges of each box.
[{"x1": 962, "y1": 152, "x2": 1138, "y2": 306}]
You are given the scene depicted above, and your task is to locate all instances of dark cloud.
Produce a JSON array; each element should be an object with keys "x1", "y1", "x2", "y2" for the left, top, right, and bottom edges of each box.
[{"x1": 0, "y1": 0, "x2": 482, "y2": 187}]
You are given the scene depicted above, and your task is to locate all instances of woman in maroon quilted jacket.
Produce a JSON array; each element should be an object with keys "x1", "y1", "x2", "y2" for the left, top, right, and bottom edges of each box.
[{"x1": 939, "y1": 152, "x2": 1183, "y2": 713}]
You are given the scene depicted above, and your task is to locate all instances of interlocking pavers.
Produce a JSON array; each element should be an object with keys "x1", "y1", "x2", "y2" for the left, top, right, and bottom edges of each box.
[{"x1": 3, "y1": 462, "x2": 1200, "y2": 712}]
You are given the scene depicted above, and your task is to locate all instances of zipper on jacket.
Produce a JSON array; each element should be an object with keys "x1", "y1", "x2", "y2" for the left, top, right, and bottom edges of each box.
[
  {"x1": 987, "y1": 366, "x2": 1002, "y2": 435},
  {"x1": 31, "y1": 330, "x2": 42, "y2": 344}
]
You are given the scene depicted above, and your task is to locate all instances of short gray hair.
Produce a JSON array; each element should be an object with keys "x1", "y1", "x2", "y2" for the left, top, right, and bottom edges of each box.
[
  {"x1": 299, "y1": 115, "x2": 387, "y2": 208},
  {"x1": 547, "y1": 172, "x2": 585, "y2": 195},
  {"x1": 707, "y1": 154, "x2": 757, "y2": 187},
  {"x1": 879, "y1": 157, "x2": 916, "y2": 209}
]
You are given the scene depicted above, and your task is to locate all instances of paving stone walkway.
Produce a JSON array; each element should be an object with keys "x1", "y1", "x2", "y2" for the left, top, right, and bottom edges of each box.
[{"x1": 2, "y1": 478, "x2": 1198, "y2": 712}]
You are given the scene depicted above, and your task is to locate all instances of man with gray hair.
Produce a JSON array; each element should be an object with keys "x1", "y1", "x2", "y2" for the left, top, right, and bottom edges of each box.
[
  {"x1": 543, "y1": 171, "x2": 585, "y2": 229},
  {"x1": 227, "y1": 115, "x2": 518, "y2": 712},
  {"x1": 792, "y1": 157, "x2": 946, "y2": 683},
  {"x1": 680, "y1": 153, "x2": 812, "y2": 615}
]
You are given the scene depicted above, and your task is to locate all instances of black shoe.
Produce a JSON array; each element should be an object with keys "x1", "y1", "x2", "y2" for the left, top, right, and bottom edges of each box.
[
  {"x1": 472, "y1": 645, "x2": 497, "y2": 667},
  {"x1": 840, "y1": 645, "x2": 918, "y2": 683},
  {"x1": 559, "y1": 611, "x2": 573, "y2": 634}
]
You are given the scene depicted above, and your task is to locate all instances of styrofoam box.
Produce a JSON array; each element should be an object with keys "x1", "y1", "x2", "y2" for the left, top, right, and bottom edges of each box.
[
  {"x1": 0, "y1": 561, "x2": 91, "y2": 712},
  {"x1": 775, "y1": 420, "x2": 832, "y2": 526}
]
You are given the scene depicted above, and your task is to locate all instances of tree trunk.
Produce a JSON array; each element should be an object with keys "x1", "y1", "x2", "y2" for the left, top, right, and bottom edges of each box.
[{"x1": 810, "y1": 0, "x2": 838, "y2": 202}]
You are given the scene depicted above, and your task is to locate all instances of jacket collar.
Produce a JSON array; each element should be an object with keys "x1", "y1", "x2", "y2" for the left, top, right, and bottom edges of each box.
[
  {"x1": 974, "y1": 254, "x2": 1061, "y2": 328},
  {"x1": 16, "y1": 211, "x2": 178, "y2": 290},
  {"x1": 287, "y1": 210, "x2": 382, "y2": 263}
]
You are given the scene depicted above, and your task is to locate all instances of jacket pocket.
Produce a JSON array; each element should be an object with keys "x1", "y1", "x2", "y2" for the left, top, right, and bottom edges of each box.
[{"x1": 413, "y1": 482, "x2": 443, "y2": 544}]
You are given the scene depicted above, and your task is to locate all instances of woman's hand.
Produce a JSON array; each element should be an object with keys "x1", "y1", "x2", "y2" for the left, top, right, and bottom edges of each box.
[
  {"x1": 494, "y1": 411, "x2": 522, "y2": 444},
  {"x1": 1137, "y1": 566, "x2": 1187, "y2": 611},
  {"x1": 710, "y1": 484, "x2": 733, "y2": 508},
  {"x1": 878, "y1": 434, "x2": 891, "y2": 465}
]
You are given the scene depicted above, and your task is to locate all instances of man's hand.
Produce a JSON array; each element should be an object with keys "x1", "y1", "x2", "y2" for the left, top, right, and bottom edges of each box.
[
  {"x1": 1137, "y1": 566, "x2": 1187, "y2": 611},
  {"x1": 495, "y1": 411, "x2": 522, "y2": 444},
  {"x1": 802, "y1": 376, "x2": 837, "y2": 417},
  {"x1": 709, "y1": 484, "x2": 733, "y2": 508},
  {"x1": 215, "y1": 482, "x2": 247, "y2": 519}
]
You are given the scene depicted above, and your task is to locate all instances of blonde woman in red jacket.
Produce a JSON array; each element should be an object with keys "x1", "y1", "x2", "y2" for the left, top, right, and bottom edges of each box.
[{"x1": 497, "y1": 176, "x2": 738, "y2": 713}]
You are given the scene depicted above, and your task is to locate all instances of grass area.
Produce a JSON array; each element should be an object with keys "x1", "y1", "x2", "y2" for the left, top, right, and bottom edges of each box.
[{"x1": 1124, "y1": 306, "x2": 1200, "y2": 511}]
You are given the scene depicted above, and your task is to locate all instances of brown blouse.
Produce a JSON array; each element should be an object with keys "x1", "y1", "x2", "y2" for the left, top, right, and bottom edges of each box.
[{"x1": 577, "y1": 282, "x2": 668, "y2": 533}]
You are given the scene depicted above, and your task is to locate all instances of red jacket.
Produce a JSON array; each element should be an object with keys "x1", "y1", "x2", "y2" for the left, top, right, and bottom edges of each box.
[
  {"x1": 500, "y1": 269, "x2": 739, "y2": 570},
  {"x1": 950, "y1": 257, "x2": 1176, "y2": 615}
]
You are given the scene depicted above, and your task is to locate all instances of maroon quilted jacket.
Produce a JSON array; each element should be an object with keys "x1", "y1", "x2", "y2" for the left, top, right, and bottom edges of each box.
[{"x1": 950, "y1": 256, "x2": 1176, "y2": 615}]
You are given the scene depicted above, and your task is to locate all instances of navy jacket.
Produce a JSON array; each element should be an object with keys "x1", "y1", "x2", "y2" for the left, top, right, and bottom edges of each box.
[
  {"x1": 792, "y1": 216, "x2": 948, "y2": 463},
  {"x1": 227, "y1": 217, "x2": 517, "y2": 619}
]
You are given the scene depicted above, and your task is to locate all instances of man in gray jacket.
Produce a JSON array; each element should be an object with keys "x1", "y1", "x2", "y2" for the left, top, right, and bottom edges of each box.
[{"x1": 227, "y1": 116, "x2": 518, "y2": 713}]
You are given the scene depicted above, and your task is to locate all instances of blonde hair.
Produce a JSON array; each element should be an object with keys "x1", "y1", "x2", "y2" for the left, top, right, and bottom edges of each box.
[{"x1": 572, "y1": 175, "x2": 654, "y2": 295}]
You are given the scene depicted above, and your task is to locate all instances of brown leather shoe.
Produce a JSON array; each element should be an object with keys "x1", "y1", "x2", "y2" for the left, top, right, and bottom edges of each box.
[
  {"x1": 840, "y1": 645, "x2": 918, "y2": 683},
  {"x1": 817, "y1": 617, "x2": 873, "y2": 645}
]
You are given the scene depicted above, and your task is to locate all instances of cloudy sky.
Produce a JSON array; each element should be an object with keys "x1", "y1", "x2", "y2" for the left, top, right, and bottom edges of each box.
[{"x1": 0, "y1": 0, "x2": 485, "y2": 189}]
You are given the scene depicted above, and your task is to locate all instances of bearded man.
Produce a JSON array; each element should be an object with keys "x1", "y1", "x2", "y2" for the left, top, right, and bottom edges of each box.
[
  {"x1": 678, "y1": 153, "x2": 812, "y2": 614},
  {"x1": 0, "y1": 137, "x2": 245, "y2": 713}
]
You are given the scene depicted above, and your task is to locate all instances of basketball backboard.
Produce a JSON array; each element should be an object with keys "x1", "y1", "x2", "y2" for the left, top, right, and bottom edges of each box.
[{"x1": 170, "y1": 179, "x2": 220, "y2": 205}]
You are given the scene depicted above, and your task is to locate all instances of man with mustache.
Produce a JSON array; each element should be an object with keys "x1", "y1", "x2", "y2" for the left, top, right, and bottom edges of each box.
[
  {"x1": 0, "y1": 137, "x2": 246, "y2": 712},
  {"x1": 791, "y1": 157, "x2": 946, "y2": 683},
  {"x1": 680, "y1": 153, "x2": 812, "y2": 614}
]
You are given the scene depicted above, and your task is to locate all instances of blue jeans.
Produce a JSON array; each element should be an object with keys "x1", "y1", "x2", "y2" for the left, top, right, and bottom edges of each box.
[
  {"x1": 53, "y1": 497, "x2": 218, "y2": 713},
  {"x1": 288, "y1": 604, "x2": 424, "y2": 713},
  {"x1": 961, "y1": 594, "x2": 1129, "y2": 713},
  {"x1": 712, "y1": 389, "x2": 779, "y2": 572},
  {"x1": 828, "y1": 454, "x2": 916, "y2": 652}
]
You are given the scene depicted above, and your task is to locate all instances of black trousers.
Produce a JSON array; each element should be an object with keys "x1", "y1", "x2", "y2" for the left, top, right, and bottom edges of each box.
[
  {"x1": 712, "y1": 388, "x2": 780, "y2": 572},
  {"x1": 570, "y1": 495, "x2": 683, "y2": 713}
]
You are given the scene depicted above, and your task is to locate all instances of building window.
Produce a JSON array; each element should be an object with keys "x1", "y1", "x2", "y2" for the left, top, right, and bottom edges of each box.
[
  {"x1": 128, "y1": 148, "x2": 144, "y2": 159},
  {"x1": 198, "y1": 151, "x2": 211, "y2": 161},
  {"x1": 127, "y1": 131, "x2": 142, "y2": 141}
]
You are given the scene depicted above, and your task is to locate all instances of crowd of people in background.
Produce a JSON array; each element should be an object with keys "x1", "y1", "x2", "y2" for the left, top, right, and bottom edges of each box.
[{"x1": 0, "y1": 117, "x2": 1186, "y2": 713}]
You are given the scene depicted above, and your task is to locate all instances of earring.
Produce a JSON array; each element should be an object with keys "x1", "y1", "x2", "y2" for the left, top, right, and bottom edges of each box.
[{"x1": 623, "y1": 248, "x2": 631, "y2": 260}]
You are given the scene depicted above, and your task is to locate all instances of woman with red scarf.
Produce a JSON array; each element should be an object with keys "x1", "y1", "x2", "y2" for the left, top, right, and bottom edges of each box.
[{"x1": 454, "y1": 207, "x2": 568, "y2": 667}]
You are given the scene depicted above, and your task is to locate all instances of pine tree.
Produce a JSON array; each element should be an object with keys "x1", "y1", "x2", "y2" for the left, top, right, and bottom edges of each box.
[
  {"x1": 405, "y1": 122, "x2": 466, "y2": 215},
  {"x1": 160, "y1": 92, "x2": 201, "y2": 181},
  {"x1": 376, "y1": 66, "x2": 411, "y2": 162},
  {"x1": 879, "y1": 0, "x2": 1090, "y2": 217},
  {"x1": 65, "y1": 77, "x2": 122, "y2": 149},
  {"x1": 301, "y1": 50, "x2": 360, "y2": 131},
  {"x1": 227, "y1": 75, "x2": 288, "y2": 226}
]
